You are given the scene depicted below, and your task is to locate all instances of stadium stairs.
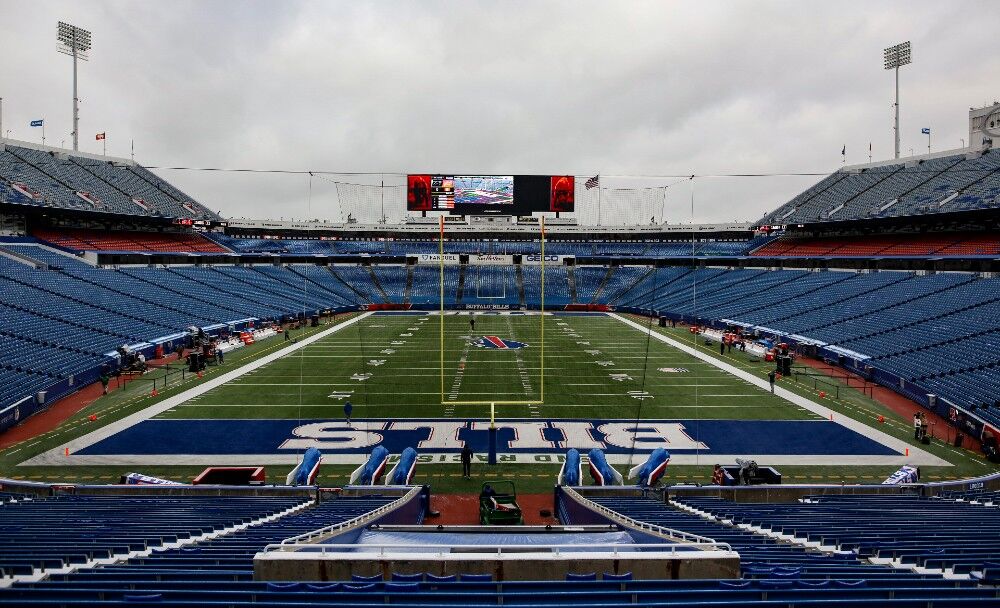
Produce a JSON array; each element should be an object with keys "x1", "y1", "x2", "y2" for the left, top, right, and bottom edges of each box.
[
  {"x1": 567, "y1": 266, "x2": 578, "y2": 303},
  {"x1": 365, "y1": 266, "x2": 390, "y2": 303},
  {"x1": 403, "y1": 265, "x2": 414, "y2": 306},
  {"x1": 454, "y1": 265, "x2": 466, "y2": 303}
]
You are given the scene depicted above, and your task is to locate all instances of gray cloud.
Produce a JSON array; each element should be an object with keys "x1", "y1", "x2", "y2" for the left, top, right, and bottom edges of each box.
[{"x1": 2, "y1": 0, "x2": 997, "y2": 225}]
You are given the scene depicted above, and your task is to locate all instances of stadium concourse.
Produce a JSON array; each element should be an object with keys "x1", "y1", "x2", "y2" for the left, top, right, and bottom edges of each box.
[{"x1": 2, "y1": 137, "x2": 1000, "y2": 603}]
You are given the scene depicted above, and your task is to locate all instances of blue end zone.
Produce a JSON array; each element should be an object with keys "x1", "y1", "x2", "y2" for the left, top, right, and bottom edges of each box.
[{"x1": 76, "y1": 419, "x2": 898, "y2": 457}]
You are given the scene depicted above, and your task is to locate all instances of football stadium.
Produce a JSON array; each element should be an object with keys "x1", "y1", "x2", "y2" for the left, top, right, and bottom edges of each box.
[{"x1": 2, "y1": 3, "x2": 1000, "y2": 605}]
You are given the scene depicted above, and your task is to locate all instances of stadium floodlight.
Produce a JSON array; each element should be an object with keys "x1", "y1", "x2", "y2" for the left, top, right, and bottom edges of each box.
[
  {"x1": 57, "y1": 21, "x2": 92, "y2": 152},
  {"x1": 884, "y1": 41, "x2": 911, "y2": 160}
]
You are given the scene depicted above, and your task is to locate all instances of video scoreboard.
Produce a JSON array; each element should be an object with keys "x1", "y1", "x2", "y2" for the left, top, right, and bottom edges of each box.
[{"x1": 407, "y1": 174, "x2": 574, "y2": 215}]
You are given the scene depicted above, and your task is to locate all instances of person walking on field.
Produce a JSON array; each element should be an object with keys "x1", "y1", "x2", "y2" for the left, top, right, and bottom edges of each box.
[
  {"x1": 99, "y1": 369, "x2": 111, "y2": 395},
  {"x1": 461, "y1": 444, "x2": 474, "y2": 478},
  {"x1": 344, "y1": 401, "x2": 353, "y2": 426},
  {"x1": 470, "y1": 317, "x2": 476, "y2": 333}
]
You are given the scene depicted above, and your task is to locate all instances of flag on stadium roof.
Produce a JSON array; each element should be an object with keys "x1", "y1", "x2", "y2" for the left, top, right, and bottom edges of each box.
[
  {"x1": 96, "y1": 132, "x2": 106, "y2": 140},
  {"x1": 30, "y1": 119, "x2": 44, "y2": 127},
  {"x1": 585, "y1": 175, "x2": 599, "y2": 189},
  {"x1": 921, "y1": 127, "x2": 930, "y2": 134}
]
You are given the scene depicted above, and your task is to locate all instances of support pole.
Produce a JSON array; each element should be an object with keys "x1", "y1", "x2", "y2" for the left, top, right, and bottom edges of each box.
[
  {"x1": 72, "y1": 43, "x2": 79, "y2": 151},
  {"x1": 488, "y1": 402, "x2": 497, "y2": 465},
  {"x1": 894, "y1": 65, "x2": 900, "y2": 159}
]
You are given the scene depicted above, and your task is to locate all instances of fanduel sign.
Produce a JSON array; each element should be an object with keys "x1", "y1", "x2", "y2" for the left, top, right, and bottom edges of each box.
[{"x1": 417, "y1": 254, "x2": 461, "y2": 265}]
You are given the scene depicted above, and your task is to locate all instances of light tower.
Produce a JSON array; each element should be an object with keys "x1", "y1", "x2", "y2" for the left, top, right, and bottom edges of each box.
[
  {"x1": 57, "y1": 21, "x2": 92, "y2": 152},
  {"x1": 884, "y1": 41, "x2": 911, "y2": 160}
]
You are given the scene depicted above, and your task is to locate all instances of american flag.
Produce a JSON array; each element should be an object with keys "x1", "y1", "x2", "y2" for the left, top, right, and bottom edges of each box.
[
  {"x1": 96, "y1": 132, "x2": 106, "y2": 141},
  {"x1": 584, "y1": 175, "x2": 599, "y2": 189}
]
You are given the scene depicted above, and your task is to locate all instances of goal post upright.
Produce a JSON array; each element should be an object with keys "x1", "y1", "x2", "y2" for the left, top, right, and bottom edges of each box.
[
  {"x1": 540, "y1": 216, "x2": 545, "y2": 403},
  {"x1": 439, "y1": 215, "x2": 445, "y2": 401}
]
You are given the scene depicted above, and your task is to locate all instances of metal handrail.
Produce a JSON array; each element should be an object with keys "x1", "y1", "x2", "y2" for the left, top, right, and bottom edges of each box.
[
  {"x1": 562, "y1": 487, "x2": 727, "y2": 548},
  {"x1": 279, "y1": 486, "x2": 421, "y2": 545},
  {"x1": 261, "y1": 541, "x2": 734, "y2": 556}
]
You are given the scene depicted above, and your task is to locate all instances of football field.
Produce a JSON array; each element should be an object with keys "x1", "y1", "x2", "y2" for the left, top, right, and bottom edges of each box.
[
  {"x1": 158, "y1": 312, "x2": 814, "y2": 421},
  {"x1": 15, "y1": 311, "x2": 967, "y2": 486}
]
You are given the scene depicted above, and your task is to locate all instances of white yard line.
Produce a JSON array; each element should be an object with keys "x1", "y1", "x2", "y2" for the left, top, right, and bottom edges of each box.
[
  {"x1": 19, "y1": 312, "x2": 374, "y2": 467},
  {"x1": 608, "y1": 313, "x2": 949, "y2": 467}
]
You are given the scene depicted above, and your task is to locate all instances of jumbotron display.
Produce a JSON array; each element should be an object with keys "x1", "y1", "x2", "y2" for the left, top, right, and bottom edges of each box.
[{"x1": 407, "y1": 174, "x2": 574, "y2": 215}]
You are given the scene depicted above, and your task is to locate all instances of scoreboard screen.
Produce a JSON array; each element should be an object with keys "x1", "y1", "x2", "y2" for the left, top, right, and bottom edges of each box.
[{"x1": 407, "y1": 174, "x2": 574, "y2": 214}]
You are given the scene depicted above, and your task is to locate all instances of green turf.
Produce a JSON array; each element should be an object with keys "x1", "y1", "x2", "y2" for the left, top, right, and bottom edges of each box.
[
  {"x1": 160, "y1": 313, "x2": 812, "y2": 422},
  {"x1": 2, "y1": 311, "x2": 998, "y2": 490}
]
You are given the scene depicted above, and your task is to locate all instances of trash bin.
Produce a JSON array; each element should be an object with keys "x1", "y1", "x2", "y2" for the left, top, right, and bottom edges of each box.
[
  {"x1": 658, "y1": 317, "x2": 667, "y2": 327},
  {"x1": 955, "y1": 433, "x2": 964, "y2": 448}
]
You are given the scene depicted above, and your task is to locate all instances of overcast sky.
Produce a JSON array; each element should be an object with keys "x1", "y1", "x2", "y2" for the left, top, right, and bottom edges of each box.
[{"x1": 2, "y1": 1, "x2": 998, "y2": 225}]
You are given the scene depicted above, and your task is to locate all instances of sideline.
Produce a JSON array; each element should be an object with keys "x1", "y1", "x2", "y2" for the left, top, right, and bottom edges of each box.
[
  {"x1": 608, "y1": 313, "x2": 949, "y2": 467},
  {"x1": 19, "y1": 313, "x2": 374, "y2": 467}
]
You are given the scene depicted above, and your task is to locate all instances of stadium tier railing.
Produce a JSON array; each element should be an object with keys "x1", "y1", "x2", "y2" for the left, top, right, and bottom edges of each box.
[
  {"x1": 279, "y1": 485, "x2": 428, "y2": 544},
  {"x1": 557, "y1": 486, "x2": 728, "y2": 548},
  {"x1": 261, "y1": 541, "x2": 725, "y2": 558}
]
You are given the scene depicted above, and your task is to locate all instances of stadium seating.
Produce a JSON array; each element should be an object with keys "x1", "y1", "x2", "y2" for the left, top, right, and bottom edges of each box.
[
  {"x1": 372, "y1": 265, "x2": 408, "y2": 301},
  {"x1": 464, "y1": 265, "x2": 519, "y2": 306},
  {"x1": 0, "y1": 144, "x2": 219, "y2": 220},
  {"x1": 574, "y1": 266, "x2": 610, "y2": 304},
  {"x1": 753, "y1": 233, "x2": 1000, "y2": 257},
  {"x1": 33, "y1": 228, "x2": 229, "y2": 253},
  {"x1": 0, "y1": 245, "x2": 380, "y2": 411},
  {"x1": 5, "y1": 488, "x2": 998, "y2": 606},
  {"x1": 0, "y1": 494, "x2": 306, "y2": 577},
  {"x1": 672, "y1": 494, "x2": 1000, "y2": 578},
  {"x1": 408, "y1": 265, "x2": 459, "y2": 306},
  {"x1": 523, "y1": 265, "x2": 572, "y2": 306},
  {"x1": 0, "y1": 493, "x2": 400, "y2": 597},
  {"x1": 605, "y1": 264, "x2": 1000, "y2": 416},
  {"x1": 205, "y1": 235, "x2": 765, "y2": 258},
  {"x1": 4, "y1": 233, "x2": 1000, "y2": 438},
  {"x1": 760, "y1": 149, "x2": 1000, "y2": 225},
  {"x1": 543, "y1": 492, "x2": 1000, "y2": 605}
]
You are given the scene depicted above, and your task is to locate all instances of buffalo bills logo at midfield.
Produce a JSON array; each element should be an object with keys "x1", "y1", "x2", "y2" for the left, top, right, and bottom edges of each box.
[{"x1": 474, "y1": 336, "x2": 528, "y2": 350}]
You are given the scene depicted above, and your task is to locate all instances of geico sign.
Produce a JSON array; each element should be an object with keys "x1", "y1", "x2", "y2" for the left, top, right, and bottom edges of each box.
[{"x1": 523, "y1": 255, "x2": 561, "y2": 264}]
